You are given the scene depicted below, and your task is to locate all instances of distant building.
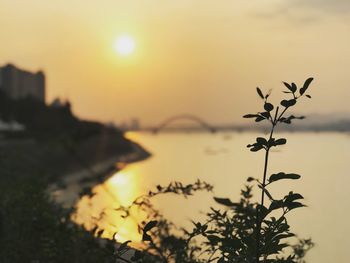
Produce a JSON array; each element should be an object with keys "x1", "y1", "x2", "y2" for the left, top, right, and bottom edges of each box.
[{"x1": 0, "y1": 63, "x2": 45, "y2": 102}]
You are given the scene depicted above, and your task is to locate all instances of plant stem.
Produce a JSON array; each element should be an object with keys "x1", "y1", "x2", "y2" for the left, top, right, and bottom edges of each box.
[{"x1": 256, "y1": 107, "x2": 279, "y2": 263}]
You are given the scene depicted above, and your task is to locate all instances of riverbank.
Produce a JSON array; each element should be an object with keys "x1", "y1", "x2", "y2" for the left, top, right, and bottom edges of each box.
[
  {"x1": 50, "y1": 138, "x2": 151, "y2": 207},
  {"x1": 0, "y1": 130, "x2": 150, "y2": 263}
]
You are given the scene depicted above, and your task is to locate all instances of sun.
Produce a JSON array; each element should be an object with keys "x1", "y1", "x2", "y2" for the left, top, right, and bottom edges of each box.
[{"x1": 114, "y1": 35, "x2": 136, "y2": 56}]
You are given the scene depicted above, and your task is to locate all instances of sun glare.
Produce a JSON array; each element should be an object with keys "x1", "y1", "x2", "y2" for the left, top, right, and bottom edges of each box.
[
  {"x1": 109, "y1": 172, "x2": 128, "y2": 186},
  {"x1": 114, "y1": 35, "x2": 135, "y2": 56}
]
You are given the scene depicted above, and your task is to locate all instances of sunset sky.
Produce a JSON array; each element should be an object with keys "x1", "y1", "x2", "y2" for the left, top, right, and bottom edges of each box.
[{"x1": 1, "y1": 0, "x2": 350, "y2": 126}]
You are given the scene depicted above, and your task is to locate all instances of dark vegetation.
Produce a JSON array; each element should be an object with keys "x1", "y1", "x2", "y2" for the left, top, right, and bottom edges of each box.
[
  {"x1": 113, "y1": 79, "x2": 315, "y2": 263},
  {"x1": 0, "y1": 91, "x2": 136, "y2": 177},
  {"x1": 0, "y1": 92, "x2": 137, "y2": 262},
  {"x1": 0, "y1": 163, "x2": 116, "y2": 262},
  {"x1": 0, "y1": 90, "x2": 125, "y2": 141}
]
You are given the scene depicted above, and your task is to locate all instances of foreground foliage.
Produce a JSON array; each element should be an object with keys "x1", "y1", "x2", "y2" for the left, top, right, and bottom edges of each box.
[
  {"x1": 114, "y1": 79, "x2": 315, "y2": 263},
  {"x1": 0, "y1": 143, "x2": 120, "y2": 263}
]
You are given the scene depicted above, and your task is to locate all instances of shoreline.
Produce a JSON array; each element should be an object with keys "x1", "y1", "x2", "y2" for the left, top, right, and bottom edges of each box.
[{"x1": 49, "y1": 140, "x2": 151, "y2": 207}]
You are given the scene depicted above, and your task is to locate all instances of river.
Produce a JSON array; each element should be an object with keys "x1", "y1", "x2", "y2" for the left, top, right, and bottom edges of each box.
[{"x1": 57, "y1": 131, "x2": 350, "y2": 263}]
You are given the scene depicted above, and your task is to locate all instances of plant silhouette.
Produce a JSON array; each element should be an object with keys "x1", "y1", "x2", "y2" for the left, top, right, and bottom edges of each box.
[{"x1": 112, "y1": 79, "x2": 315, "y2": 263}]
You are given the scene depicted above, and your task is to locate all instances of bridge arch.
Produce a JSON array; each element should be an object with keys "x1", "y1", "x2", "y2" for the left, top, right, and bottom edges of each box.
[{"x1": 152, "y1": 114, "x2": 216, "y2": 134}]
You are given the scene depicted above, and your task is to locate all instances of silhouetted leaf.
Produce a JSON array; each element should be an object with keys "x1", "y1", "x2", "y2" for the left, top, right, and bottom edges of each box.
[
  {"x1": 269, "y1": 172, "x2": 301, "y2": 183},
  {"x1": 280, "y1": 115, "x2": 305, "y2": 125},
  {"x1": 142, "y1": 232, "x2": 152, "y2": 242},
  {"x1": 273, "y1": 233, "x2": 295, "y2": 241},
  {"x1": 243, "y1": 114, "x2": 259, "y2": 118},
  {"x1": 300, "y1": 77, "x2": 313, "y2": 95},
  {"x1": 281, "y1": 99, "x2": 296, "y2": 108},
  {"x1": 279, "y1": 117, "x2": 291, "y2": 124},
  {"x1": 285, "y1": 193, "x2": 304, "y2": 203},
  {"x1": 256, "y1": 137, "x2": 268, "y2": 146},
  {"x1": 260, "y1": 112, "x2": 270, "y2": 118},
  {"x1": 283, "y1": 82, "x2": 297, "y2": 93},
  {"x1": 144, "y1": 220, "x2": 158, "y2": 232},
  {"x1": 250, "y1": 144, "x2": 264, "y2": 152},
  {"x1": 268, "y1": 138, "x2": 285, "y2": 147},
  {"x1": 256, "y1": 87, "x2": 264, "y2": 99},
  {"x1": 280, "y1": 100, "x2": 289, "y2": 107},
  {"x1": 286, "y1": 201, "x2": 305, "y2": 211},
  {"x1": 214, "y1": 197, "x2": 238, "y2": 207},
  {"x1": 264, "y1": 103, "x2": 274, "y2": 112},
  {"x1": 255, "y1": 116, "x2": 265, "y2": 122},
  {"x1": 274, "y1": 138, "x2": 287, "y2": 146},
  {"x1": 269, "y1": 200, "x2": 284, "y2": 211}
]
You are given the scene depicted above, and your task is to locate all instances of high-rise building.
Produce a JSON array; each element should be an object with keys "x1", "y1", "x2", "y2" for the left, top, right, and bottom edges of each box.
[{"x1": 0, "y1": 63, "x2": 45, "y2": 102}]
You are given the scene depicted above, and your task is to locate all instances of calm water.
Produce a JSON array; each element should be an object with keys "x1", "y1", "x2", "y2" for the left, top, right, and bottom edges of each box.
[{"x1": 69, "y1": 131, "x2": 349, "y2": 262}]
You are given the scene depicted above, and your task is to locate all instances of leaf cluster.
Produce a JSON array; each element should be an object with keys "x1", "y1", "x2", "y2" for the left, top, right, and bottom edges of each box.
[{"x1": 113, "y1": 78, "x2": 315, "y2": 263}]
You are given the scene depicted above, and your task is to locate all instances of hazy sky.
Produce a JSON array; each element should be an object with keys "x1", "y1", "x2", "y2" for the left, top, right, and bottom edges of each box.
[{"x1": 1, "y1": 0, "x2": 350, "y2": 126}]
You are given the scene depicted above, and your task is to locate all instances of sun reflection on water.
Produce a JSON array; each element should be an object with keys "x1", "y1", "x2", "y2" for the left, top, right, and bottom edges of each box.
[{"x1": 73, "y1": 167, "x2": 145, "y2": 243}]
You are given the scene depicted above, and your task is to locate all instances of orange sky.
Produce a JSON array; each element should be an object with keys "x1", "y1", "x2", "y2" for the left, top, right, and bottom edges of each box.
[{"x1": 1, "y1": 0, "x2": 350, "y2": 126}]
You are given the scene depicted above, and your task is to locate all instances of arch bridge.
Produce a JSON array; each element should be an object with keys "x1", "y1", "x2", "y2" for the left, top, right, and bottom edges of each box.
[{"x1": 152, "y1": 114, "x2": 216, "y2": 134}]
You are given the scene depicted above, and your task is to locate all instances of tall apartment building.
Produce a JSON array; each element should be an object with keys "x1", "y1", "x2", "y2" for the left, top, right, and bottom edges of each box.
[{"x1": 0, "y1": 63, "x2": 45, "y2": 102}]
